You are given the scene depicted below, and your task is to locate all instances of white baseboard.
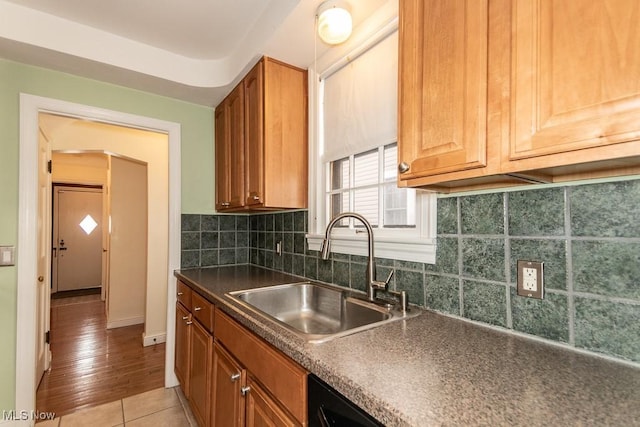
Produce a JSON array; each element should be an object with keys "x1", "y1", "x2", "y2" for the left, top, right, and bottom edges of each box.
[
  {"x1": 106, "y1": 315, "x2": 144, "y2": 329},
  {"x1": 142, "y1": 332, "x2": 166, "y2": 347}
]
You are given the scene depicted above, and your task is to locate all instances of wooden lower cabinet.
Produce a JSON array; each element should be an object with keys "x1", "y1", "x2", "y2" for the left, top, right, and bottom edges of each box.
[
  {"x1": 211, "y1": 310, "x2": 307, "y2": 426},
  {"x1": 190, "y1": 318, "x2": 213, "y2": 427},
  {"x1": 212, "y1": 344, "x2": 245, "y2": 427},
  {"x1": 174, "y1": 302, "x2": 191, "y2": 398},
  {"x1": 175, "y1": 283, "x2": 307, "y2": 427},
  {"x1": 245, "y1": 377, "x2": 297, "y2": 427}
]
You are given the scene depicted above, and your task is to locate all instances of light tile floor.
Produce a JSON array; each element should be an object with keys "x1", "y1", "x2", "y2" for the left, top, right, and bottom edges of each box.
[{"x1": 37, "y1": 387, "x2": 197, "y2": 427}]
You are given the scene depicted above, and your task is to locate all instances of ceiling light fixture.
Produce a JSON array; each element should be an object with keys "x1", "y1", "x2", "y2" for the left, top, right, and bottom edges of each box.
[{"x1": 316, "y1": 0, "x2": 353, "y2": 45}]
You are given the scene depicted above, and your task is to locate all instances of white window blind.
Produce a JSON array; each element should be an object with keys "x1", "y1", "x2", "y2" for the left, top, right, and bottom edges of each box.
[{"x1": 322, "y1": 31, "x2": 398, "y2": 163}]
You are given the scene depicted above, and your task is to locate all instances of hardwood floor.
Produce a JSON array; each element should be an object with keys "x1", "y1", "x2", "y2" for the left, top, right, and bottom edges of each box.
[{"x1": 36, "y1": 296, "x2": 165, "y2": 418}]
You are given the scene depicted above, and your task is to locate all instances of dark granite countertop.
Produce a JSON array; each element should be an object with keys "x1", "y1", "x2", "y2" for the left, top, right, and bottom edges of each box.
[{"x1": 175, "y1": 265, "x2": 640, "y2": 427}]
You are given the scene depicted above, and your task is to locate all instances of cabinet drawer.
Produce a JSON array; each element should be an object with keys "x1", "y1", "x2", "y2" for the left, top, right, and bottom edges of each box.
[
  {"x1": 191, "y1": 292, "x2": 215, "y2": 333},
  {"x1": 177, "y1": 280, "x2": 192, "y2": 308},
  {"x1": 215, "y1": 310, "x2": 307, "y2": 424}
]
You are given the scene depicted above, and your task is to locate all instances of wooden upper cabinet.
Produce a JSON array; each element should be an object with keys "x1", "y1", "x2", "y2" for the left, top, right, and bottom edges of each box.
[
  {"x1": 214, "y1": 100, "x2": 231, "y2": 210},
  {"x1": 215, "y1": 84, "x2": 246, "y2": 210},
  {"x1": 398, "y1": 0, "x2": 489, "y2": 182},
  {"x1": 398, "y1": 0, "x2": 640, "y2": 192},
  {"x1": 246, "y1": 57, "x2": 308, "y2": 209},
  {"x1": 507, "y1": 0, "x2": 640, "y2": 167},
  {"x1": 227, "y1": 84, "x2": 246, "y2": 209},
  {"x1": 215, "y1": 56, "x2": 308, "y2": 211},
  {"x1": 244, "y1": 60, "x2": 264, "y2": 207}
]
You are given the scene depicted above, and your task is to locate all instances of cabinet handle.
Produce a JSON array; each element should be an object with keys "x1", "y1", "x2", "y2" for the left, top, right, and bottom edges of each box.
[
  {"x1": 194, "y1": 306, "x2": 202, "y2": 311},
  {"x1": 230, "y1": 373, "x2": 240, "y2": 382},
  {"x1": 221, "y1": 202, "x2": 230, "y2": 207},
  {"x1": 252, "y1": 195, "x2": 260, "y2": 201},
  {"x1": 182, "y1": 316, "x2": 189, "y2": 321},
  {"x1": 186, "y1": 321, "x2": 193, "y2": 325},
  {"x1": 240, "y1": 386, "x2": 251, "y2": 396},
  {"x1": 177, "y1": 292, "x2": 183, "y2": 296},
  {"x1": 398, "y1": 162, "x2": 410, "y2": 173}
]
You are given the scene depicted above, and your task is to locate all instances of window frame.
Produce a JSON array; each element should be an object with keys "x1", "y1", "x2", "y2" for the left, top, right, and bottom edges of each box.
[{"x1": 306, "y1": 17, "x2": 436, "y2": 264}]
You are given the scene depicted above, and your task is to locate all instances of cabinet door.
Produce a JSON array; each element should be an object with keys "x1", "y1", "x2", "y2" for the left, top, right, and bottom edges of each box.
[
  {"x1": 215, "y1": 99, "x2": 231, "y2": 210},
  {"x1": 398, "y1": 0, "x2": 489, "y2": 180},
  {"x1": 189, "y1": 319, "x2": 213, "y2": 427},
  {"x1": 245, "y1": 377, "x2": 298, "y2": 427},
  {"x1": 174, "y1": 302, "x2": 191, "y2": 398},
  {"x1": 227, "y1": 84, "x2": 246, "y2": 209},
  {"x1": 245, "y1": 60, "x2": 264, "y2": 207},
  {"x1": 510, "y1": 0, "x2": 640, "y2": 161},
  {"x1": 212, "y1": 344, "x2": 245, "y2": 427}
]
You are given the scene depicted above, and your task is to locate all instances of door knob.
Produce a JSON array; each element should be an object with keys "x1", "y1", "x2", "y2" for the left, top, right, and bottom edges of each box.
[
  {"x1": 38, "y1": 276, "x2": 44, "y2": 282},
  {"x1": 398, "y1": 162, "x2": 410, "y2": 173}
]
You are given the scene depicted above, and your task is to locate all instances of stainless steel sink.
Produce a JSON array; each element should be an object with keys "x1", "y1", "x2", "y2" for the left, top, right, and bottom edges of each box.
[{"x1": 227, "y1": 282, "x2": 419, "y2": 343}]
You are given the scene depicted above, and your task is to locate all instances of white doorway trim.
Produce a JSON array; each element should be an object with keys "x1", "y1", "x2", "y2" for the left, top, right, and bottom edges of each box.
[{"x1": 16, "y1": 94, "x2": 181, "y2": 422}]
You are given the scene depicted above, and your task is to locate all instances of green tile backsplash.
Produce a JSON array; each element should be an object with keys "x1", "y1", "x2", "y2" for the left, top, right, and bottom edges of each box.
[{"x1": 181, "y1": 179, "x2": 640, "y2": 364}]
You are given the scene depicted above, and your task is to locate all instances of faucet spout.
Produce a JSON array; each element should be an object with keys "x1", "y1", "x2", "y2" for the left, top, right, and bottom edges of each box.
[{"x1": 321, "y1": 212, "x2": 390, "y2": 301}]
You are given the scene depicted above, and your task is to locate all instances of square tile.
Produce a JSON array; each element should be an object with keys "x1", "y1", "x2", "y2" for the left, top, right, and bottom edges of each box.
[
  {"x1": 462, "y1": 280, "x2": 507, "y2": 327},
  {"x1": 460, "y1": 193, "x2": 504, "y2": 235},
  {"x1": 508, "y1": 188, "x2": 565, "y2": 236},
  {"x1": 510, "y1": 288, "x2": 569, "y2": 342},
  {"x1": 572, "y1": 240, "x2": 640, "y2": 299},
  {"x1": 396, "y1": 269, "x2": 425, "y2": 307},
  {"x1": 570, "y1": 179, "x2": 640, "y2": 237},
  {"x1": 218, "y1": 215, "x2": 236, "y2": 231},
  {"x1": 181, "y1": 214, "x2": 200, "y2": 232},
  {"x1": 574, "y1": 297, "x2": 640, "y2": 362},
  {"x1": 122, "y1": 387, "x2": 180, "y2": 422},
  {"x1": 461, "y1": 238, "x2": 505, "y2": 282},
  {"x1": 425, "y1": 274, "x2": 460, "y2": 316},
  {"x1": 125, "y1": 405, "x2": 189, "y2": 427},
  {"x1": 36, "y1": 418, "x2": 60, "y2": 427},
  {"x1": 200, "y1": 215, "x2": 218, "y2": 232},
  {"x1": 60, "y1": 400, "x2": 123, "y2": 427}
]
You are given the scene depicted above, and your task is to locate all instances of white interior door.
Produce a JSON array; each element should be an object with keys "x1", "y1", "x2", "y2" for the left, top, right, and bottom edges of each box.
[
  {"x1": 36, "y1": 130, "x2": 51, "y2": 386},
  {"x1": 53, "y1": 187, "x2": 103, "y2": 292}
]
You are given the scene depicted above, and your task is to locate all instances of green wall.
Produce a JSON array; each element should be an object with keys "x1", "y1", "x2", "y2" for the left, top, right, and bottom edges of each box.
[{"x1": 0, "y1": 59, "x2": 216, "y2": 411}]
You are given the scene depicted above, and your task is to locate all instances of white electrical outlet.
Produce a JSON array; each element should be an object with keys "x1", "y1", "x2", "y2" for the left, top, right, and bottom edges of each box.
[
  {"x1": 517, "y1": 260, "x2": 544, "y2": 299},
  {"x1": 522, "y1": 267, "x2": 537, "y2": 291}
]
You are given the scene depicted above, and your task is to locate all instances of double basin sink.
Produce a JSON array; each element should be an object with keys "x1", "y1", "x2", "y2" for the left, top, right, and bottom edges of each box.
[{"x1": 227, "y1": 282, "x2": 419, "y2": 343}]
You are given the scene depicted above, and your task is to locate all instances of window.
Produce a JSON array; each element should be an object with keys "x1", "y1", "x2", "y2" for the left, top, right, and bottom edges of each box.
[
  {"x1": 328, "y1": 143, "x2": 416, "y2": 229},
  {"x1": 307, "y1": 20, "x2": 436, "y2": 264}
]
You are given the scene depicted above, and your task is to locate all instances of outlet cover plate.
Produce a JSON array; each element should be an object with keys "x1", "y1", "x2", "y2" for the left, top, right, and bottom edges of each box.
[{"x1": 517, "y1": 260, "x2": 544, "y2": 299}]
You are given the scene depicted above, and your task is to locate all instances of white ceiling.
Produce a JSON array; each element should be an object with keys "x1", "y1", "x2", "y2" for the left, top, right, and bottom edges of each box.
[{"x1": 0, "y1": 0, "x2": 393, "y2": 106}]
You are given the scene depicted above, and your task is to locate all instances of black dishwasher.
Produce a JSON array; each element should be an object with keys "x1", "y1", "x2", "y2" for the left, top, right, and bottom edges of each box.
[{"x1": 308, "y1": 374, "x2": 384, "y2": 427}]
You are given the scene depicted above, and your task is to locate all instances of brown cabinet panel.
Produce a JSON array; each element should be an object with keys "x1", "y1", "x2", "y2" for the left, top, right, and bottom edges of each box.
[
  {"x1": 177, "y1": 280, "x2": 192, "y2": 308},
  {"x1": 174, "y1": 302, "x2": 191, "y2": 398},
  {"x1": 191, "y1": 292, "x2": 214, "y2": 333},
  {"x1": 215, "y1": 100, "x2": 231, "y2": 210},
  {"x1": 212, "y1": 344, "x2": 245, "y2": 427},
  {"x1": 398, "y1": 0, "x2": 489, "y2": 180},
  {"x1": 245, "y1": 377, "x2": 298, "y2": 427},
  {"x1": 189, "y1": 319, "x2": 213, "y2": 427},
  {"x1": 227, "y1": 84, "x2": 246, "y2": 209},
  {"x1": 245, "y1": 60, "x2": 264, "y2": 207},
  {"x1": 510, "y1": 0, "x2": 640, "y2": 162}
]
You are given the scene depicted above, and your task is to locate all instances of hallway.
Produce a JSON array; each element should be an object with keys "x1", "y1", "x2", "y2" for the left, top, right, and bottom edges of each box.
[{"x1": 36, "y1": 294, "x2": 165, "y2": 418}]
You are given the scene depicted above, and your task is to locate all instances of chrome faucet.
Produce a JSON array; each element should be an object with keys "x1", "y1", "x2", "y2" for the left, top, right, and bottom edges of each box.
[{"x1": 320, "y1": 212, "x2": 393, "y2": 302}]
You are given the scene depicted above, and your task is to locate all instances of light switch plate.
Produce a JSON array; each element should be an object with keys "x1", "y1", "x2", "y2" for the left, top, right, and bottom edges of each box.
[
  {"x1": 517, "y1": 260, "x2": 544, "y2": 299},
  {"x1": 0, "y1": 246, "x2": 15, "y2": 266}
]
